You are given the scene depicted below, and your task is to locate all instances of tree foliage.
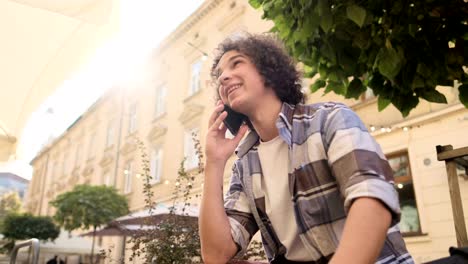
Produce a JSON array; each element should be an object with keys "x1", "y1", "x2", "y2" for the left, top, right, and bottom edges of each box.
[
  {"x1": 128, "y1": 136, "x2": 202, "y2": 264},
  {"x1": 0, "y1": 213, "x2": 59, "y2": 253},
  {"x1": 1, "y1": 213, "x2": 59, "y2": 241},
  {"x1": 51, "y1": 184, "x2": 129, "y2": 264},
  {"x1": 249, "y1": 0, "x2": 468, "y2": 116},
  {"x1": 0, "y1": 192, "x2": 21, "y2": 228},
  {"x1": 123, "y1": 135, "x2": 267, "y2": 263},
  {"x1": 50, "y1": 185, "x2": 129, "y2": 231}
]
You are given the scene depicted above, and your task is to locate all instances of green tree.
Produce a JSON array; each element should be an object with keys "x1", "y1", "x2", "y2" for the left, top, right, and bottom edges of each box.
[
  {"x1": 249, "y1": 0, "x2": 468, "y2": 116},
  {"x1": 128, "y1": 137, "x2": 202, "y2": 263},
  {"x1": 50, "y1": 185, "x2": 129, "y2": 264},
  {"x1": 0, "y1": 213, "x2": 59, "y2": 253},
  {"x1": 0, "y1": 192, "x2": 21, "y2": 229}
]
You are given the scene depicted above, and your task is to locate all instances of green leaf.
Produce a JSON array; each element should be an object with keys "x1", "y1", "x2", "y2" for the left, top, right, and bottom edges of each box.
[
  {"x1": 375, "y1": 46, "x2": 403, "y2": 80},
  {"x1": 392, "y1": 94, "x2": 419, "y2": 117},
  {"x1": 326, "y1": 81, "x2": 346, "y2": 95},
  {"x1": 310, "y1": 79, "x2": 326, "y2": 92},
  {"x1": 248, "y1": 0, "x2": 262, "y2": 9},
  {"x1": 317, "y1": 0, "x2": 332, "y2": 33},
  {"x1": 458, "y1": 84, "x2": 468, "y2": 107},
  {"x1": 353, "y1": 31, "x2": 370, "y2": 49},
  {"x1": 411, "y1": 75, "x2": 425, "y2": 89},
  {"x1": 346, "y1": 5, "x2": 366, "y2": 27},
  {"x1": 302, "y1": 12, "x2": 320, "y2": 34},
  {"x1": 317, "y1": 0, "x2": 329, "y2": 17},
  {"x1": 378, "y1": 96, "x2": 391, "y2": 111},
  {"x1": 419, "y1": 89, "x2": 447, "y2": 104},
  {"x1": 346, "y1": 78, "x2": 366, "y2": 99},
  {"x1": 320, "y1": 13, "x2": 333, "y2": 33},
  {"x1": 318, "y1": 63, "x2": 329, "y2": 78},
  {"x1": 416, "y1": 63, "x2": 431, "y2": 78},
  {"x1": 320, "y1": 41, "x2": 337, "y2": 63},
  {"x1": 303, "y1": 64, "x2": 317, "y2": 78}
]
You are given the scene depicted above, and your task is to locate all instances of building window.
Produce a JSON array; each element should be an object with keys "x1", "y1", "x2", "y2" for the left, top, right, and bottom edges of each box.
[
  {"x1": 184, "y1": 128, "x2": 199, "y2": 170},
  {"x1": 106, "y1": 121, "x2": 114, "y2": 147},
  {"x1": 155, "y1": 85, "x2": 167, "y2": 117},
  {"x1": 128, "y1": 103, "x2": 137, "y2": 134},
  {"x1": 387, "y1": 152, "x2": 421, "y2": 235},
  {"x1": 189, "y1": 59, "x2": 203, "y2": 95},
  {"x1": 150, "y1": 147, "x2": 163, "y2": 184},
  {"x1": 124, "y1": 161, "x2": 133, "y2": 194}
]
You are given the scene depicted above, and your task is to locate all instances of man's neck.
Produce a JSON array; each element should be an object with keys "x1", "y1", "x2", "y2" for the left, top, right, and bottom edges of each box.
[{"x1": 248, "y1": 97, "x2": 282, "y2": 142}]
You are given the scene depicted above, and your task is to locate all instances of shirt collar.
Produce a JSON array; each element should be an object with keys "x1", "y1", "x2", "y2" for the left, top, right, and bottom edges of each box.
[{"x1": 235, "y1": 102, "x2": 295, "y2": 158}]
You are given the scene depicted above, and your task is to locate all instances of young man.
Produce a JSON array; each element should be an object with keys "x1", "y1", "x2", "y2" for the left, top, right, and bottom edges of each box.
[{"x1": 199, "y1": 33, "x2": 414, "y2": 264}]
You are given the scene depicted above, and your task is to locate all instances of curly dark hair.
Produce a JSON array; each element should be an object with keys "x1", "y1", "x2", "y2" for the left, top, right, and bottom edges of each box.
[{"x1": 211, "y1": 33, "x2": 305, "y2": 105}]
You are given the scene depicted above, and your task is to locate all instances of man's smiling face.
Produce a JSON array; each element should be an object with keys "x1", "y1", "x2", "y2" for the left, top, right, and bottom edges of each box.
[{"x1": 215, "y1": 50, "x2": 267, "y2": 113}]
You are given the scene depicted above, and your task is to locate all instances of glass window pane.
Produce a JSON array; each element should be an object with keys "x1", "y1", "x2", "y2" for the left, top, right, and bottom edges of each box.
[
  {"x1": 189, "y1": 60, "x2": 202, "y2": 95},
  {"x1": 388, "y1": 152, "x2": 422, "y2": 234},
  {"x1": 388, "y1": 155, "x2": 409, "y2": 178},
  {"x1": 184, "y1": 128, "x2": 199, "y2": 169},
  {"x1": 155, "y1": 85, "x2": 166, "y2": 116}
]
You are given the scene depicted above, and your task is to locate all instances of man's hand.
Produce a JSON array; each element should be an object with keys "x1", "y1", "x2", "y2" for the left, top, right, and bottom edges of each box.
[
  {"x1": 200, "y1": 100, "x2": 248, "y2": 263},
  {"x1": 205, "y1": 100, "x2": 248, "y2": 164}
]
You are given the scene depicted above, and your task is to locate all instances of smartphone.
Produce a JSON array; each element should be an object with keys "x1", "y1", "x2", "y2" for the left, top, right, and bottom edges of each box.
[{"x1": 223, "y1": 104, "x2": 247, "y2": 136}]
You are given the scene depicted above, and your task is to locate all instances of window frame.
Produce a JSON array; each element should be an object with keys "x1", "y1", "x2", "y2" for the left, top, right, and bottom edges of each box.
[
  {"x1": 149, "y1": 146, "x2": 163, "y2": 184},
  {"x1": 128, "y1": 102, "x2": 138, "y2": 134},
  {"x1": 123, "y1": 161, "x2": 133, "y2": 194},
  {"x1": 189, "y1": 59, "x2": 203, "y2": 95},
  {"x1": 106, "y1": 120, "x2": 114, "y2": 147},
  {"x1": 387, "y1": 151, "x2": 423, "y2": 236},
  {"x1": 184, "y1": 128, "x2": 199, "y2": 170},
  {"x1": 155, "y1": 84, "x2": 167, "y2": 118}
]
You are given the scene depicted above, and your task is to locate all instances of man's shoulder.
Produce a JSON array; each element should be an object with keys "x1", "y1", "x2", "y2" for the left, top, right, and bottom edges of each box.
[
  {"x1": 286, "y1": 102, "x2": 350, "y2": 125},
  {"x1": 294, "y1": 102, "x2": 348, "y2": 113}
]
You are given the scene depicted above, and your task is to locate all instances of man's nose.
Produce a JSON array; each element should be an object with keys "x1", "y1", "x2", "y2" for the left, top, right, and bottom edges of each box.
[{"x1": 218, "y1": 70, "x2": 231, "y2": 85}]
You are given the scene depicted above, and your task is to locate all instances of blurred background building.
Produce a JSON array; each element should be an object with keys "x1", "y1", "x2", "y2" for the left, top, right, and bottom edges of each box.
[{"x1": 0, "y1": 172, "x2": 28, "y2": 200}]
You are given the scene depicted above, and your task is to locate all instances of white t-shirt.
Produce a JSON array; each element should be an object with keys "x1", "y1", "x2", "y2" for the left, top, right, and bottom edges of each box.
[{"x1": 257, "y1": 136, "x2": 311, "y2": 261}]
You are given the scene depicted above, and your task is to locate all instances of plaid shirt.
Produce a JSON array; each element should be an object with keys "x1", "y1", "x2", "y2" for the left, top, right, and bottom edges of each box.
[{"x1": 224, "y1": 102, "x2": 414, "y2": 263}]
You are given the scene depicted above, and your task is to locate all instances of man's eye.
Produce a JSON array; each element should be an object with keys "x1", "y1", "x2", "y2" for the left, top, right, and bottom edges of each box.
[{"x1": 233, "y1": 60, "x2": 241, "y2": 66}]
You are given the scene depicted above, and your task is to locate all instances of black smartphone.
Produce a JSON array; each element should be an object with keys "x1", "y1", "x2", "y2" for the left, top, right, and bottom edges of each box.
[{"x1": 223, "y1": 104, "x2": 247, "y2": 135}]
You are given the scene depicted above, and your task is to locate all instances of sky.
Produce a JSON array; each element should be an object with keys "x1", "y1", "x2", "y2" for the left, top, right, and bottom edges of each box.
[{"x1": 13, "y1": 0, "x2": 205, "y2": 179}]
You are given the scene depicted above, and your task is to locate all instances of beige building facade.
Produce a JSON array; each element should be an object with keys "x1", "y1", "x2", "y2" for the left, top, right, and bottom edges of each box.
[{"x1": 25, "y1": 0, "x2": 468, "y2": 263}]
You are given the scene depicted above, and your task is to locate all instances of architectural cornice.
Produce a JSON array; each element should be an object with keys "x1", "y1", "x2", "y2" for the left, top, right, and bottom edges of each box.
[
  {"x1": 120, "y1": 138, "x2": 138, "y2": 155},
  {"x1": 216, "y1": 4, "x2": 246, "y2": 31},
  {"x1": 147, "y1": 124, "x2": 168, "y2": 142},
  {"x1": 372, "y1": 103, "x2": 467, "y2": 138},
  {"x1": 82, "y1": 164, "x2": 94, "y2": 177},
  {"x1": 99, "y1": 153, "x2": 114, "y2": 167},
  {"x1": 156, "y1": 0, "x2": 226, "y2": 54},
  {"x1": 179, "y1": 104, "x2": 205, "y2": 125}
]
